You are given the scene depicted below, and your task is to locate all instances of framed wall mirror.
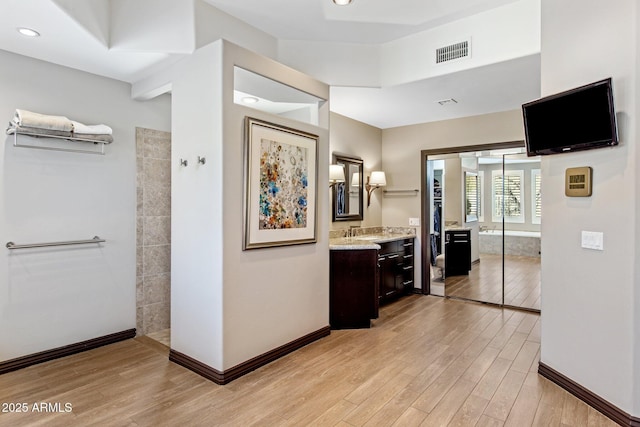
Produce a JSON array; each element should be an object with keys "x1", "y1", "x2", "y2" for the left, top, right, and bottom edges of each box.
[
  {"x1": 332, "y1": 154, "x2": 363, "y2": 221},
  {"x1": 465, "y1": 171, "x2": 479, "y2": 223}
]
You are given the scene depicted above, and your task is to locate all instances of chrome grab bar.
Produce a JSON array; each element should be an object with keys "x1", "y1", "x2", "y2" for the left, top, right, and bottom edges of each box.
[{"x1": 6, "y1": 236, "x2": 105, "y2": 250}]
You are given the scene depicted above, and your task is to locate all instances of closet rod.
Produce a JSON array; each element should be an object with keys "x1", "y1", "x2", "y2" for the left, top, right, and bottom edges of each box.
[{"x1": 6, "y1": 236, "x2": 105, "y2": 250}]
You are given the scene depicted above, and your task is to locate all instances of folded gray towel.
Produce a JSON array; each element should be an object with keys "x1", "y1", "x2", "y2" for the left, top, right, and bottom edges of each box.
[
  {"x1": 6, "y1": 124, "x2": 73, "y2": 138},
  {"x1": 7, "y1": 124, "x2": 112, "y2": 143}
]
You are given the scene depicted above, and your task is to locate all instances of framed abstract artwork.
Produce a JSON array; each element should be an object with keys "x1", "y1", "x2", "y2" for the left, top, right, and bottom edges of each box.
[{"x1": 243, "y1": 117, "x2": 318, "y2": 249}]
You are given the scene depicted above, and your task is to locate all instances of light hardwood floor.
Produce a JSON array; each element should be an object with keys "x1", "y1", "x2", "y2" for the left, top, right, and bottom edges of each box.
[
  {"x1": 446, "y1": 254, "x2": 541, "y2": 311},
  {"x1": 0, "y1": 295, "x2": 615, "y2": 426}
]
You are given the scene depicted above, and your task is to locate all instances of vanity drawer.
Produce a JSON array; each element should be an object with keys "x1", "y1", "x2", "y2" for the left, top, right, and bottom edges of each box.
[
  {"x1": 377, "y1": 237, "x2": 415, "y2": 304},
  {"x1": 378, "y1": 241, "x2": 398, "y2": 256}
]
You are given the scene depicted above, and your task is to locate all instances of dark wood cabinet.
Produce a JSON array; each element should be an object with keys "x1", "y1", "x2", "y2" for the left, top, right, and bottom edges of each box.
[
  {"x1": 329, "y1": 236, "x2": 415, "y2": 328},
  {"x1": 378, "y1": 238, "x2": 415, "y2": 304},
  {"x1": 330, "y1": 249, "x2": 379, "y2": 329},
  {"x1": 400, "y1": 239, "x2": 415, "y2": 292},
  {"x1": 378, "y1": 242, "x2": 398, "y2": 301},
  {"x1": 445, "y1": 229, "x2": 471, "y2": 276}
]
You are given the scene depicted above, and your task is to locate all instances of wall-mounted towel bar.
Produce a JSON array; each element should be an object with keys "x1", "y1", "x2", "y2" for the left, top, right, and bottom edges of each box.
[
  {"x1": 6, "y1": 236, "x2": 105, "y2": 250},
  {"x1": 10, "y1": 131, "x2": 107, "y2": 155},
  {"x1": 383, "y1": 189, "x2": 419, "y2": 194}
]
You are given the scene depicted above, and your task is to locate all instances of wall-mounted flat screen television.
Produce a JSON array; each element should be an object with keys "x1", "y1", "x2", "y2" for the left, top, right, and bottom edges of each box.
[{"x1": 522, "y1": 78, "x2": 618, "y2": 156}]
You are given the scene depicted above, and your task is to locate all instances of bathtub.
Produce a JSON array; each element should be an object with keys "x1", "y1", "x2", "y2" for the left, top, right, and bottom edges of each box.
[{"x1": 478, "y1": 229, "x2": 541, "y2": 257}]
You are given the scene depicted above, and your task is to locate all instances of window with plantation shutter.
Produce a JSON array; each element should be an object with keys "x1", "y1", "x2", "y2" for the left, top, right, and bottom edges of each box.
[
  {"x1": 491, "y1": 169, "x2": 525, "y2": 223},
  {"x1": 478, "y1": 171, "x2": 485, "y2": 222},
  {"x1": 465, "y1": 172, "x2": 478, "y2": 222},
  {"x1": 532, "y1": 169, "x2": 541, "y2": 224}
]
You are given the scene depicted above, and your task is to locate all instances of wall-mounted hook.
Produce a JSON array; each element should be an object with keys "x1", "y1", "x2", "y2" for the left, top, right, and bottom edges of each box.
[
  {"x1": 180, "y1": 158, "x2": 188, "y2": 167},
  {"x1": 198, "y1": 156, "x2": 206, "y2": 165}
]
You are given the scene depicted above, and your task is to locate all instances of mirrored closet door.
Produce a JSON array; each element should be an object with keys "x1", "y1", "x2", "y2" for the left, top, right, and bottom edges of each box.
[{"x1": 425, "y1": 146, "x2": 541, "y2": 312}]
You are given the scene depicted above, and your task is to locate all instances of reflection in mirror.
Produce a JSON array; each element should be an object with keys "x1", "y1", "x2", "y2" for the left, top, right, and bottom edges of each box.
[
  {"x1": 465, "y1": 171, "x2": 479, "y2": 222},
  {"x1": 332, "y1": 154, "x2": 363, "y2": 221},
  {"x1": 233, "y1": 66, "x2": 326, "y2": 126}
]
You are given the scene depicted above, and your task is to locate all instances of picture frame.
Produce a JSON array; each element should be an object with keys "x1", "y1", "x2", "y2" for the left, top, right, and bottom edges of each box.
[{"x1": 243, "y1": 117, "x2": 318, "y2": 250}]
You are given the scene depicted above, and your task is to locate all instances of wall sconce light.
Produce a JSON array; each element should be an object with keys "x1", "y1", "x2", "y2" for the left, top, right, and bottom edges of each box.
[
  {"x1": 333, "y1": 0, "x2": 353, "y2": 5},
  {"x1": 329, "y1": 164, "x2": 345, "y2": 187},
  {"x1": 365, "y1": 171, "x2": 386, "y2": 207},
  {"x1": 351, "y1": 172, "x2": 360, "y2": 187}
]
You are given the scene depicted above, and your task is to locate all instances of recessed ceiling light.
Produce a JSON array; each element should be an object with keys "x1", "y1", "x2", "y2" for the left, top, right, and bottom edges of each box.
[
  {"x1": 17, "y1": 27, "x2": 40, "y2": 37},
  {"x1": 242, "y1": 96, "x2": 259, "y2": 104},
  {"x1": 333, "y1": 0, "x2": 353, "y2": 5}
]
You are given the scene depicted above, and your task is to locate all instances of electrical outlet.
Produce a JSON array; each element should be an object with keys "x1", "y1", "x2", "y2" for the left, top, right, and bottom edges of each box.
[{"x1": 409, "y1": 217, "x2": 420, "y2": 226}]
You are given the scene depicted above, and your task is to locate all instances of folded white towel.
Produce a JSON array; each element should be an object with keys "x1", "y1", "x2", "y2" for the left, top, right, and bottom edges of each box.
[
  {"x1": 13, "y1": 109, "x2": 73, "y2": 132},
  {"x1": 71, "y1": 120, "x2": 113, "y2": 135}
]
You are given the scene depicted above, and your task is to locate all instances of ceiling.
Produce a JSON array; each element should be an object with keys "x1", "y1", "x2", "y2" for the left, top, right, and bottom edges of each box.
[
  {"x1": 0, "y1": 0, "x2": 541, "y2": 129},
  {"x1": 203, "y1": 0, "x2": 523, "y2": 44}
]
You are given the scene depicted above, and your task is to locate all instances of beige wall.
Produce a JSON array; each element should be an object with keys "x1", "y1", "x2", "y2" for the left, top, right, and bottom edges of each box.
[
  {"x1": 171, "y1": 41, "x2": 330, "y2": 371},
  {"x1": 381, "y1": 110, "x2": 525, "y2": 290},
  {"x1": 539, "y1": 0, "x2": 638, "y2": 416},
  {"x1": 0, "y1": 50, "x2": 171, "y2": 362},
  {"x1": 329, "y1": 112, "x2": 383, "y2": 230},
  {"x1": 381, "y1": 109, "x2": 525, "y2": 227}
]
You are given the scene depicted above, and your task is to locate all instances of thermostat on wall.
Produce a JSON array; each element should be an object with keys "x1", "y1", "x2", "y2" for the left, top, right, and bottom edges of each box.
[{"x1": 565, "y1": 166, "x2": 592, "y2": 197}]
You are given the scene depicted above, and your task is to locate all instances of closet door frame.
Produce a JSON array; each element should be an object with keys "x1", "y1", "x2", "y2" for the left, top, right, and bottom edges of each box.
[{"x1": 421, "y1": 140, "x2": 540, "y2": 314}]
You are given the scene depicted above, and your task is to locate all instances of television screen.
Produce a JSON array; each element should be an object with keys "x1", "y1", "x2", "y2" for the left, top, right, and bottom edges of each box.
[{"x1": 522, "y1": 78, "x2": 618, "y2": 156}]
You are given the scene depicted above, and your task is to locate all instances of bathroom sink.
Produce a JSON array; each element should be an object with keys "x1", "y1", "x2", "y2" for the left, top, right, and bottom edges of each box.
[{"x1": 355, "y1": 235, "x2": 383, "y2": 241}]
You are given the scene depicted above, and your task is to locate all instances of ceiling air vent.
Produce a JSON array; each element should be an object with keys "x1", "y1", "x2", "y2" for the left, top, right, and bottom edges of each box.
[{"x1": 436, "y1": 40, "x2": 470, "y2": 64}]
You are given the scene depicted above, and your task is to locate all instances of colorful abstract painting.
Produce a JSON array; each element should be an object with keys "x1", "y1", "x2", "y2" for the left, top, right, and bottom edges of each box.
[
  {"x1": 244, "y1": 117, "x2": 317, "y2": 249},
  {"x1": 259, "y1": 139, "x2": 308, "y2": 229}
]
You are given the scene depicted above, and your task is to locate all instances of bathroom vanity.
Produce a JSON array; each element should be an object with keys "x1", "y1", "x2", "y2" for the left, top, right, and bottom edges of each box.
[
  {"x1": 444, "y1": 228, "x2": 471, "y2": 276},
  {"x1": 329, "y1": 228, "x2": 416, "y2": 329}
]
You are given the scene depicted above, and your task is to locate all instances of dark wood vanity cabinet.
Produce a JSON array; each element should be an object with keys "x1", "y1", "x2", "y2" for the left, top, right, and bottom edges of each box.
[
  {"x1": 330, "y1": 249, "x2": 379, "y2": 329},
  {"x1": 378, "y1": 238, "x2": 414, "y2": 304},
  {"x1": 329, "y1": 236, "x2": 415, "y2": 328},
  {"x1": 400, "y1": 239, "x2": 415, "y2": 291},
  {"x1": 445, "y1": 229, "x2": 471, "y2": 276}
]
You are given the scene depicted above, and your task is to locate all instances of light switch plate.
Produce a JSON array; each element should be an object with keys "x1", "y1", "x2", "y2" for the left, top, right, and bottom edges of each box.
[
  {"x1": 581, "y1": 231, "x2": 604, "y2": 251},
  {"x1": 409, "y1": 217, "x2": 420, "y2": 226}
]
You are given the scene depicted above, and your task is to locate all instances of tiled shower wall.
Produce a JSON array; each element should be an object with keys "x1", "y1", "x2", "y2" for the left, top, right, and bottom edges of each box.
[{"x1": 136, "y1": 128, "x2": 171, "y2": 335}]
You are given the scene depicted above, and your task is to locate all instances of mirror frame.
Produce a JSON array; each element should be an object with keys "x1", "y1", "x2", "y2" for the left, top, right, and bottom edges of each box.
[{"x1": 332, "y1": 153, "x2": 364, "y2": 222}]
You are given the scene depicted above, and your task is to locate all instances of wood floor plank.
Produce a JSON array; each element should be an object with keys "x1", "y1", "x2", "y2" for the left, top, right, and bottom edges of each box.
[
  {"x1": 418, "y1": 378, "x2": 476, "y2": 426},
  {"x1": 391, "y1": 406, "x2": 429, "y2": 426},
  {"x1": 504, "y1": 372, "x2": 544, "y2": 427},
  {"x1": 587, "y1": 406, "x2": 619, "y2": 427},
  {"x1": 561, "y1": 392, "x2": 589, "y2": 427},
  {"x1": 476, "y1": 414, "x2": 505, "y2": 427},
  {"x1": 483, "y1": 369, "x2": 527, "y2": 421},
  {"x1": 446, "y1": 254, "x2": 540, "y2": 311},
  {"x1": 471, "y1": 357, "x2": 513, "y2": 401},
  {"x1": 446, "y1": 393, "x2": 490, "y2": 426},
  {"x1": 362, "y1": 388, "x2": 420, "y2": 427},
  {"x1": 0, "y1": 295, "x2": 620, "y2": 427},
  {"x1": 306, "y1": 399, "x2": 357, "y2": 427},
  {"x1": 510, "y1": 340, "x2": 540, "y2": 373},
  {"x1": 344, "y1": 372, "x2": 414, "y2": 426}
]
